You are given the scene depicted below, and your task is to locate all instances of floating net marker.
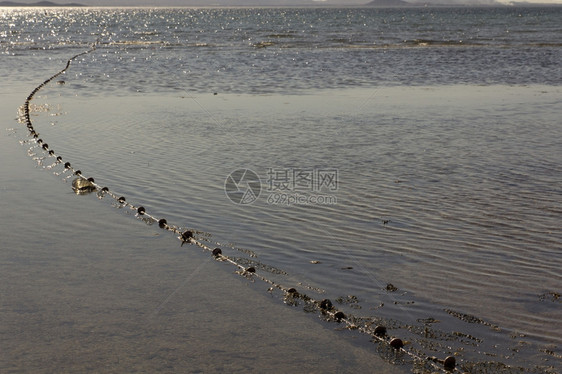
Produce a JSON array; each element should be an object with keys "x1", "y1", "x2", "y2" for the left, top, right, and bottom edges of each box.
[{"x1": 18, "y1": 43, "x2": 465, "y2": 374}]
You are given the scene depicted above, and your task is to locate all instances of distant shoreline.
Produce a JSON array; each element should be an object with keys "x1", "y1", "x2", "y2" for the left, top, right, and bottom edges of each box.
[
  {"x1": 0, "y1": 1, "x2": 85, "y2": 6},
  {"x1": 1, "y1": 1, "x2": 561, "y2": 8}
]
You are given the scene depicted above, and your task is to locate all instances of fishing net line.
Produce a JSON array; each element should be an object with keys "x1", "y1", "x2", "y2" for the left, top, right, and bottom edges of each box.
[{"x1": 17, "y1": 42, "x2": 559, "y2": 374}]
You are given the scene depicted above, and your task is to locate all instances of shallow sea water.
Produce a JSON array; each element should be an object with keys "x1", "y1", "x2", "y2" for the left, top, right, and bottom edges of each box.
[
  {"x1": 2, "y1": 92, "x2": 403, "y2": 374},
  {"x1": 2, "y1": 6, "x2": 562, "y2": 374}
]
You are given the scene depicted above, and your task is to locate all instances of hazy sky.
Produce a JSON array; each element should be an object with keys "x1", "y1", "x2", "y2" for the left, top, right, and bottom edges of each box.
[{"x1": 13, "y1": 0, "x2": 562, "y2": 4}]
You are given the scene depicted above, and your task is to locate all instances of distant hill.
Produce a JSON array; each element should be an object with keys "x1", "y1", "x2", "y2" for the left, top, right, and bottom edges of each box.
[
  {"x1": 366, "y1": 0, "x2": 512, "y2": 5},
  {"x1": 366, "y1": 0, "x2": 414, "y2": 6},
  {"x1": 0, "y1": 1, "x2": 85, "y2": 6},
  {"x1": 508, "y1": 1, "x2": 562, "y2": 5}
]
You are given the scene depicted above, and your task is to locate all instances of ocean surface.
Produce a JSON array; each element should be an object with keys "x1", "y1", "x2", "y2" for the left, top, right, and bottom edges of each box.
[{"x1": 1, "y1": 6, "x2": 561, "y2": 373}]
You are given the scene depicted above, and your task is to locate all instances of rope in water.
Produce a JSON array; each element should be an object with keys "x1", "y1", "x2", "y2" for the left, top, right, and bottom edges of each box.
[{"x1": 20, "y1": 43, "x2": 462, "y2": 374}]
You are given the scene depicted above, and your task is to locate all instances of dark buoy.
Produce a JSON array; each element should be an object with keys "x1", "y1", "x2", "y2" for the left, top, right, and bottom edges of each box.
[
  {"x1": 334, "y1": 311, "x2": 346, "y2": 321},
  {"x1": 64, "y1": 162, "x2": 71, "y2": 169},
  {"x1": 374, "y1": 325, "x2": 387, "y2": 337},
  {"x1": 212, "y1": 248, "x2": 222, "y2": 257},
  {"x1": 74, "y1": 170, "x2": 81, "y2": 176},
  {"x1": 320, "y1": 299, "x2": 333, "y2": 310},
  {"x1": 386, "y1": 283, "x2": 398, "y2": 292},
  {"x1": 286, "y1": 288, "x2": 300, "y2": 297},
  {"x1": 137, "y1": 206, "x2": 146, "y2": 215},
  {"x1": 87, "y1": 177, "x2": 95, "y2": 183},
  {"x1": 181, "y1": 230, "x2": 193, "y2": 241},
  {"x1": 100, "y1": 187, "x2": 109, "y2": 193},
  {"x1": 180, "y1": 230, "x2": 193, "y2": 246},
  {"x1": 389, "y1": 338, "x2": 404, "y2": 349},
  {"x1": 443, "y1": 356, "x2": 456, "y2": 371},
  {"x1": 246, "y1": 266, "x2": 256, "y2": 273},
  {"x1": 118, "y1": 196, "x2": 126, "y2": 204},
  {"x1": 158, "y1": 219, "x2": 167, "y2": 228}
]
